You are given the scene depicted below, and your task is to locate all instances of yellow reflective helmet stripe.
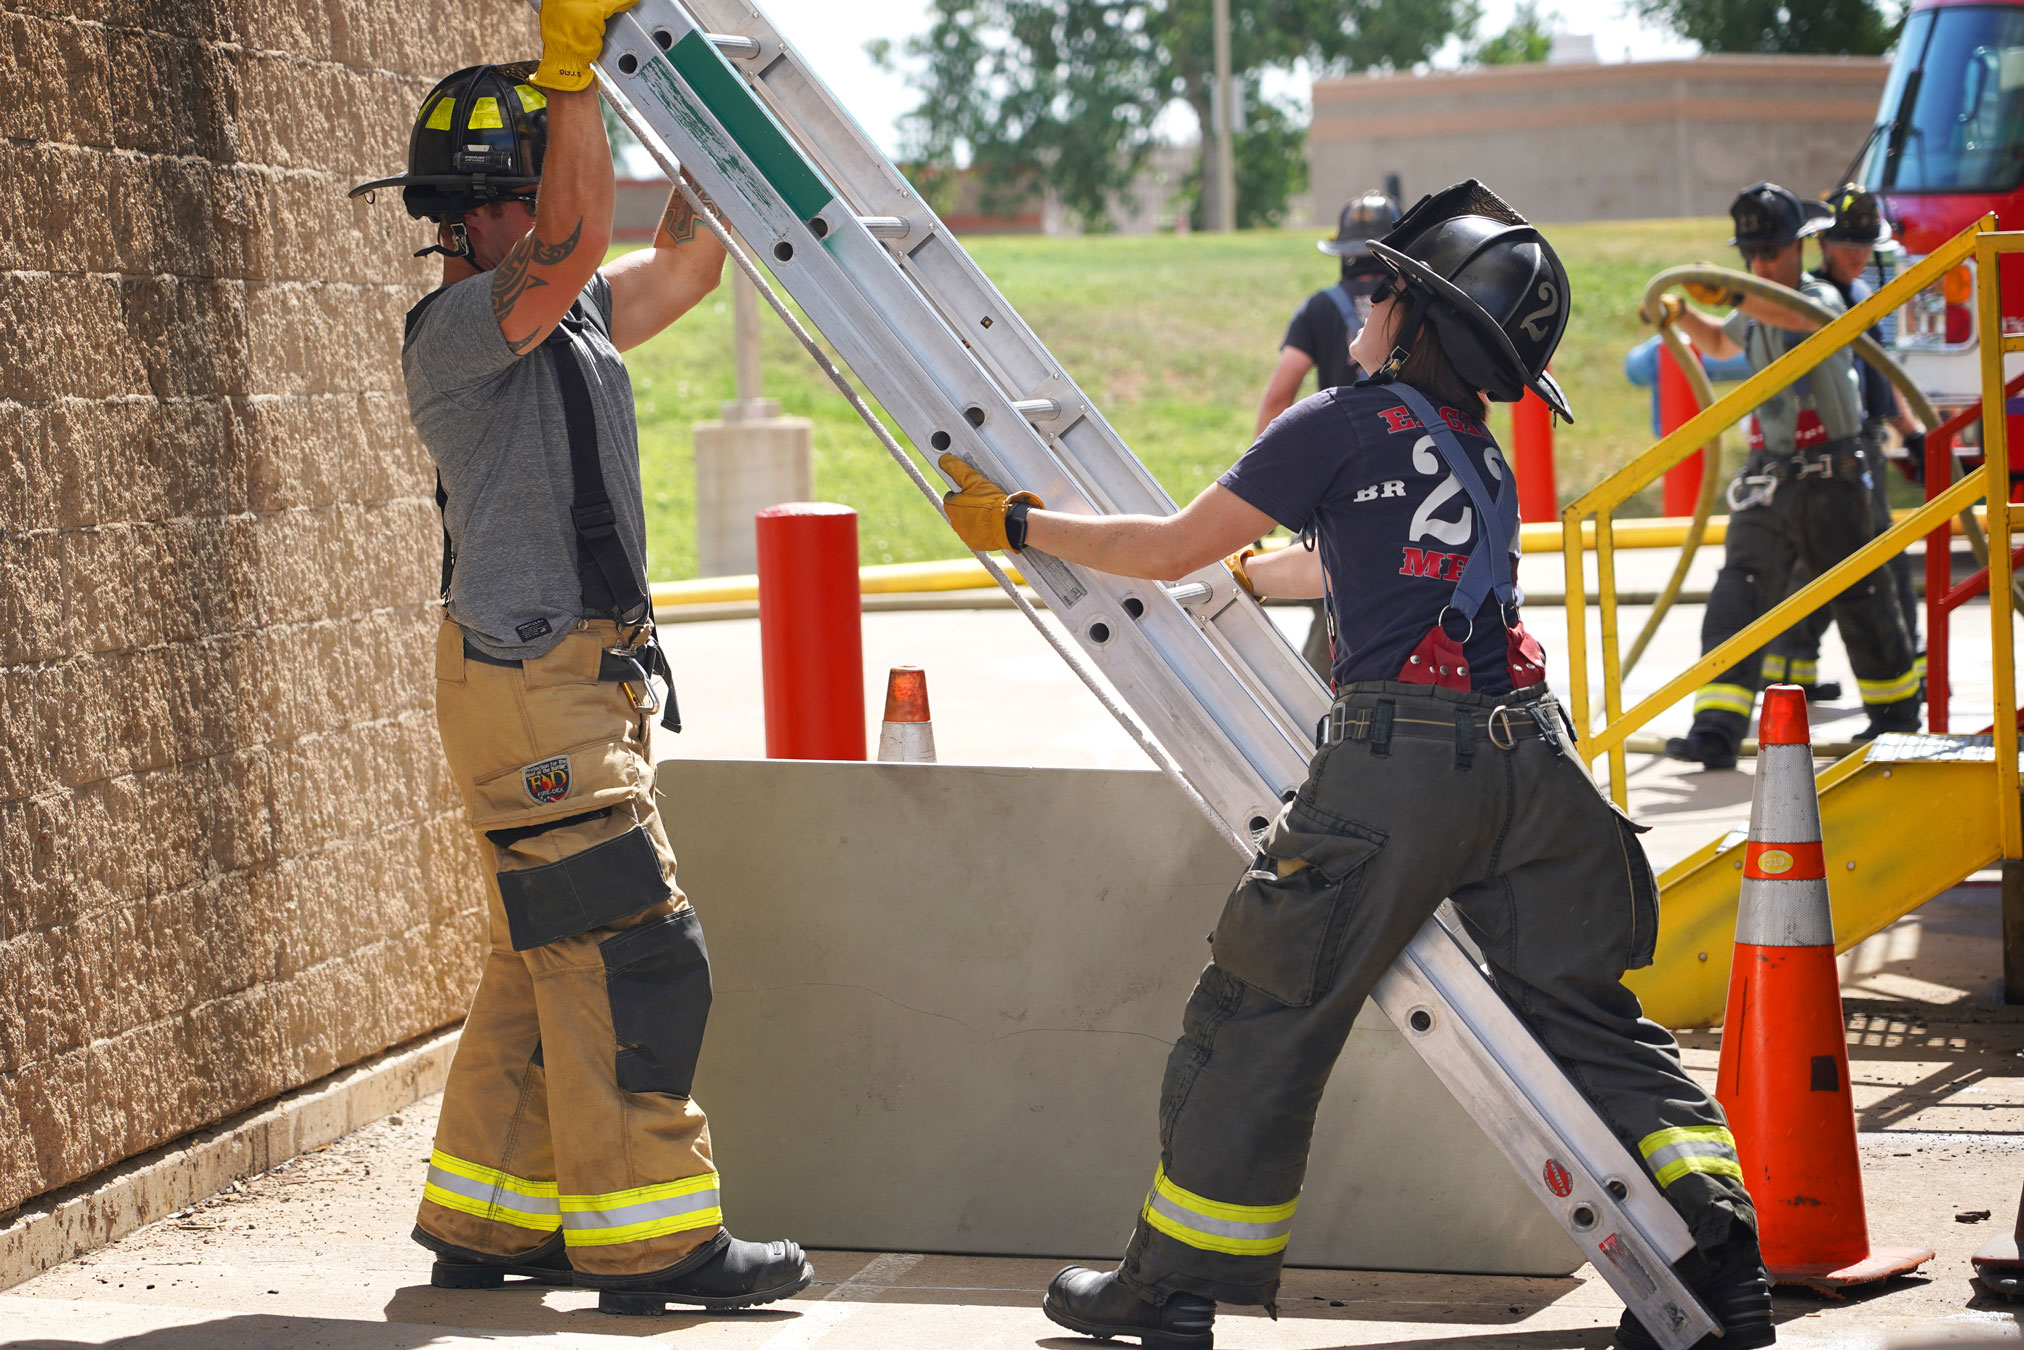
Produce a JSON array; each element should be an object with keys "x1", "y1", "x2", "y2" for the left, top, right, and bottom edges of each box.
[
  {"x1": 1693, "y1": 683, "x2": 1755, "y2": 718},
  {"x1": 516, "y1": 84, "x2": 548, "y2": 112},
  {"x1": 1139, "y1": 1165, "x2": 1297, "y2": 1257},
  {"x1": 467, "y1": 96, "x2": 505, "y2": 130},
  {"x1": 423, "y1": 96, "x2": 455, "y2": 130},
  {"x1": 559, "y1": 1171, "x2": 723, "y2": 1249},
  {"x1": 1638, "y1": 1125, "x2": 1743, "y2": 1189},
  {"x1": 423, "y1": 1149, "x2": 560, "y2": 1231}
]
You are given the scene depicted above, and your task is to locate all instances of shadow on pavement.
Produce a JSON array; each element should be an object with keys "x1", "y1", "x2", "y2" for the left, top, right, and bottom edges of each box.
[
  {"x1": 1, "y1": 1312, "x2": 549, "y2": 1349},
  {"x1": 379, "y1": 1281, "x2": 804, "y2": 1336}
]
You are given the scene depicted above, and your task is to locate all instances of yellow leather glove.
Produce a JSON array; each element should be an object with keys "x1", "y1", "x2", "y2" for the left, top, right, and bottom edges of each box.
[
  {"x1": 532, "y1": 0, "x2": 639, "y2": 91},
  {"x1": 939, "y1": 453, "x2": 1043, "y2": 553},
  {"x1": 1226, "y1": 548, "x2": 1258, "y2": 597},
  {"x1": 1684, "y1": 276, "x2": 1743, "y2": 307},
  {"x1": 1645, "y1": 293, "x2": 1686, "y2": 328}
]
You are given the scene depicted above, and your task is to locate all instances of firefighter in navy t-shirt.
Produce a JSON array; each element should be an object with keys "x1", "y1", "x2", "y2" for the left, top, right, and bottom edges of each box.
[
  {"x1": 1255, "y1": 190, "x2": 1400, "y2": 675},
  {"x1": 937, "y1": 180, "x2": 1771, "y2": 1350}
]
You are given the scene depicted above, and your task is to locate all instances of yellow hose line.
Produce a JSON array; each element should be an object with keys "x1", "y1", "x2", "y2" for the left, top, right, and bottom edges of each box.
[{"x1": 647, "y1": 507, "x2": 1981, "y2": 611}]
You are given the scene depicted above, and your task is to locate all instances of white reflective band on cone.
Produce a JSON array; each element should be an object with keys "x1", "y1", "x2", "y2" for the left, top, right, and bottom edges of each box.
[
  {"x1": 877, "y1": 720, "x2": 936, "y2": 763},
  {"x1": 1735, "y1": 876, "x2": 1835, "y2": 947},
  {"x1": 1745, "y1": 745, "x2": 1823, "y2": 843}
]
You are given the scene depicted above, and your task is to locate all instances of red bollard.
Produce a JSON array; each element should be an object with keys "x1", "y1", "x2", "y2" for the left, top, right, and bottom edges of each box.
[
  {"x1": 1658, "y1": 340, "x2": 1706, "y2": 517},
  {"x1": 1511, "y1": 387, "x2": 1558, "y2": 523},
  {"x1": 756, "y1": 503, "x2": 866, "y2": 761}
]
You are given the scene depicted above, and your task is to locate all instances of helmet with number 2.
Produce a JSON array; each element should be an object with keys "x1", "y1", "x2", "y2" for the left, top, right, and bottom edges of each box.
[{"x1": 1366, "y1": 180, "x2": 1574, "y2": 422}]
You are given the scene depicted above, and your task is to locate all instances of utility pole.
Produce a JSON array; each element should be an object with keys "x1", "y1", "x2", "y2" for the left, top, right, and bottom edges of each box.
[
  {"x1": 693, "y1": 226, "x2": 811, "y2": 577},
  {"x1": 1211, "y1": 0, "x2": 1237, "y2": 232}
]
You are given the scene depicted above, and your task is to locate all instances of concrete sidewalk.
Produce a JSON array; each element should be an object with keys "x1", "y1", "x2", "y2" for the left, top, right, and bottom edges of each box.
[{"x1": 6, "y1": 880, "x2": 2022, "y2": 1348}]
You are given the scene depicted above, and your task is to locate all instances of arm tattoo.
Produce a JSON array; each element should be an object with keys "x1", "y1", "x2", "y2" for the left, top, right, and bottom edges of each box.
[
  {"x1": 492, "y1": 218, "x2": 585, "y2": 355},
  {"x1": 659, "y1": 192, "x2": 703, "y2": 248}
]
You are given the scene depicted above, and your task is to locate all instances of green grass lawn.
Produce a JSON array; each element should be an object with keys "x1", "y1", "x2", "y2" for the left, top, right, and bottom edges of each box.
[{"x1": 624, "y1": 217, "x2": 1735, "y2": 581}]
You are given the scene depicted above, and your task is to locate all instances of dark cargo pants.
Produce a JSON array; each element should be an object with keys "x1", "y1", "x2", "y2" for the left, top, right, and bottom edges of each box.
[
  {"x1": 1689, "y1": 443, "x2": 1917, "y2": 747},
  {"x1": 1118, "y1": 681, "x2": 1755, "y2": 1310},
  {"x1": 1769, "y1": 426, "x2": 1920, "y2": 685}
]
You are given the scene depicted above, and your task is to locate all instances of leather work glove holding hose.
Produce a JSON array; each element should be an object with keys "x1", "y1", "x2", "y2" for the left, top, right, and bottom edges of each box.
[
  {"x1": 1643, "y1": 293, "x2": 1686, "y2": 328},
  {"x1": 939, "y1": 452, "x2": 1044, "y2": 553},
  {"x1": 534, "y1": 0, "x2": 639, "y2": 90},
  {"x1": 1683, "y1": 274, "x2": 1744, "y2": 308}
]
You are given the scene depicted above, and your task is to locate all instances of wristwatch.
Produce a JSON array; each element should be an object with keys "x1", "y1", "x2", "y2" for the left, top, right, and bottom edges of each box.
[{"x1": 1005, "y1": 500, "x2": 1033, "y2": 553}]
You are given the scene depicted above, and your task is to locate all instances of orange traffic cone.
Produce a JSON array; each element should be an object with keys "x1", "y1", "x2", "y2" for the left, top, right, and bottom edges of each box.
[
  {"x1": 876, "y1": 666, "x2": 936, "y2": 763},
  {"x1": 1715, "y1": 685, "x2": 1932, "y2": 1292}
]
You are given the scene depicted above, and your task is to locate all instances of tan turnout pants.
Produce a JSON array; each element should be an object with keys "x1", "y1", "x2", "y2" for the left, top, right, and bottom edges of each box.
[{"x1": 419, "y1": 617, "x2": 721, "y2": 1281}]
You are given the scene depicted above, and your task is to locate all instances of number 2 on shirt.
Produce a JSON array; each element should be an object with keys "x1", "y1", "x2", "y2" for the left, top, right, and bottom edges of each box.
[{"x1": 1407, "y1": 435, "x2": 1504, "y2": 548}]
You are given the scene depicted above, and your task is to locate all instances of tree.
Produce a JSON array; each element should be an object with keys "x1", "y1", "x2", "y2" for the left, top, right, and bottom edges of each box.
[
  {"x1": 1632, "y1": 0, "x2": 1902, "y2": 55},
  {"x1": 1471, "y1": 1, "x2": 1552, "y2": 64},
  {"x1": 874, "y1": 0, "x2": 1478, "y2": 231}
]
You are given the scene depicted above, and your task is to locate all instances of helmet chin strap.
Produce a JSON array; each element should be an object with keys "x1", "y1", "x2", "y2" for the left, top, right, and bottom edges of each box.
[
  {"x1": 415, "y1": 217, "x2": 473, "y2": 261},
  {"x1": 1371, "y1": 287, "x2": 1430, "y2": 384}
]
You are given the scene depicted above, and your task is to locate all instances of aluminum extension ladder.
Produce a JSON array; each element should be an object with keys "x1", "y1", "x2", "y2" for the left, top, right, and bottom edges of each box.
[{"x1": 571, "y1": 2, "x2": 1717, "y2": 1340}]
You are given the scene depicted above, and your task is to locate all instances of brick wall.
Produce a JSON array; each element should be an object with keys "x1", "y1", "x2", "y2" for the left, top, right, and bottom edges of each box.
[{"x1": 0, "y1": 0, "x2": 535, "y2": 1215}]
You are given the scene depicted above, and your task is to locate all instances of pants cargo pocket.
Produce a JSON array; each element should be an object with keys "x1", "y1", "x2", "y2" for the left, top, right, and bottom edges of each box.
[
  {"x1": 1211, "y1": 802, "x2": 1385, "y2": 1006},
  {"x1": 496, "y1": 824, "x2": 674, "y2": 951},
  {"x1": 601, "y1": 907, "x2": 713, "y2": 1098},
  {"x1": 1612, "y1": 813, "x2": 1661, "y2": 971}
]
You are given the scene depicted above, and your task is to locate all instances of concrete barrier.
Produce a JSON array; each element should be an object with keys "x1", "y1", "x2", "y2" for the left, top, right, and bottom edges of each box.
[{"x1": 660, "y1": 757, "x2": 1583, "y2": 1275}]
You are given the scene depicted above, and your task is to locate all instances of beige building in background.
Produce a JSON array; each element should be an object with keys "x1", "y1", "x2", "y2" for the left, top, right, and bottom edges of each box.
[{"x1": 1309, "y1": 54, "x2": 1891, "y2": 225}]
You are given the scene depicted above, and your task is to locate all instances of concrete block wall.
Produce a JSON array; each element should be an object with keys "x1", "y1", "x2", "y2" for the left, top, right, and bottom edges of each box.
[{"x1": 0, "y1": 0, "x2": 535, "y2": 1216}]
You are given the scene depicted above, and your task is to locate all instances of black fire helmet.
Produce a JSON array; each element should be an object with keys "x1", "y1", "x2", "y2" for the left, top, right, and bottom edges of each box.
[
  {"x1": 1365, "y1": 180, "x2": 1575, "y2": 422},
  {"x1": 349, "y1": 63, "x2": 548, "y2": 227}
]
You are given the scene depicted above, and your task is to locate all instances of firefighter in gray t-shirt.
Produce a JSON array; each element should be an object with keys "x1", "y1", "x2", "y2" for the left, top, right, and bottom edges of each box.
[
  {"x1": 1655, "y1": 182, "x2": 1918, "y2": 769},
  {"x1": 349, "y1": 0, "x2": 810, "y2": 1316}
]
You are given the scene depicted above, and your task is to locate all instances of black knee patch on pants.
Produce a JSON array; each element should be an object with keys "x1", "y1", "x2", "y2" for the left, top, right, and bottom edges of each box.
[
  {"x1": 496, "y1": 824, "x2": 672, "y2": 951},
  {"x1": 601, "y1": 907, "x2": 713, "y2": 1097}
]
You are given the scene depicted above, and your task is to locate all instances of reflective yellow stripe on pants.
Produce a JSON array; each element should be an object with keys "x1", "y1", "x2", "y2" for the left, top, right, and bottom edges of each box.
[
  {"x1": 424, "y1": 1150, "x2": 560, "y2": 1231},
  {"x1": 1857, "y1": 671, "x2": 1921, "y2": 706},
  {"x1": 1638, "y1": 1126, "x2": 1743, "y2": 1188},
  {"x1": 1139, "y1": 1164, "x2": 1298, "y2": 1257},
  {"x1": 1693, "y1": 683, "x2": 1755, "y2": 719},
  {"x1": 560, "y1": 1172, "x2": 723, "y2": 1248}
]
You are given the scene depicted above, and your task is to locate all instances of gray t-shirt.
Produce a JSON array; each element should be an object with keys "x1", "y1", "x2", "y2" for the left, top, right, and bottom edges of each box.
[
  {"x1": 402, "y1": 271, "x2": 651, "y2": 661},
  {"x1": 1721, "y1": 274, "x2": 1864, "y2": 452}
]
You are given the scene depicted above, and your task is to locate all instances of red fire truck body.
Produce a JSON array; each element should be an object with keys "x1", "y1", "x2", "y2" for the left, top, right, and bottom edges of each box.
[{"x1": 1863, "y1": 0, "x2": 2024, "y2": 439}]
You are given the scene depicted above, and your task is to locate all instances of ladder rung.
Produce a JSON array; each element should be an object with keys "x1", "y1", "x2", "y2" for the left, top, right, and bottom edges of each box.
[
  {"x1": 1164, "y1": 582, "x2": 1213, "y2": 607},
  {"x1": 859, "y1": 216, "x2": 912, "y2": 239},
  {"x1": 706, "y1": 31, "x2": 761, "y2": 58},
  {"x1": 1010, "y1": 398, "x2": 1061, "y2": 420}
]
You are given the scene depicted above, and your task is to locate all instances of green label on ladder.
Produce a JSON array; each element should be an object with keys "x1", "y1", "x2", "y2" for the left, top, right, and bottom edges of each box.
[{"x1": 653, "y1": 29, "x2": 833, "y2": 221}]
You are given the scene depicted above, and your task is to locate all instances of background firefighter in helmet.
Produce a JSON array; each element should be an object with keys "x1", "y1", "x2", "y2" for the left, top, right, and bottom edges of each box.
[
  {"x1": 1762, "y1": 184, "x2": 1928, "y2": 703},
  {"x1": 1656, "y1": 182, "x2": 1919, "y2": 773},
  {"x1": 1254, "y1": 189, "x2": 1403, "y2": 678},
  {"x1": 348, "y1": 0, "x2": 810, "y2": 1316},
  {"x1": 940, "y1": 181, "x2": 1770, "y2": 1350}
]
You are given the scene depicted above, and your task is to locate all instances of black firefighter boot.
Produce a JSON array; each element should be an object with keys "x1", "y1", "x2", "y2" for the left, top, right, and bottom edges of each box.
[
  {"x1": 1044, "y1": 1266, "x2": 1215, "y2": 1350},
  {"x1": 587, "y1": 1230, "x2": 813, "y2": 1315},
  {"x1": 412, "y1": 1225, "x2": 574, "y2": 1289},
  {"x1": 1851, "y1": 696, "x2": 1921, "y2": 745},
  {"x1": 1615, "y1": 1226, "x2": 1775, "y2": 1350},
  {"x1": 1663, "y1": 728, "x2": 1740, "y2": 772}
]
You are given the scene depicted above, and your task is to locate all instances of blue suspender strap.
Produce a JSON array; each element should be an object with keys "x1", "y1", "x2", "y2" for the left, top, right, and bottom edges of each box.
[
  {"x1": 1387, "y1": 385, "x2": 1519, "y2": 620},
  {"x1": 1323, "y1": 282, "x2": 1361, "y2": 335}
]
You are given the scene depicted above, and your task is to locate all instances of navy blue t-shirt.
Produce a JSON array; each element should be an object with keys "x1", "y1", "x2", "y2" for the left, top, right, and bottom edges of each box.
[
  {"x1": 1811, "y1": 267, "x2": 1895, "y2": 423},
  {"x1": 1219, "y1": 382, "x2": 1522, "y2": 694}
]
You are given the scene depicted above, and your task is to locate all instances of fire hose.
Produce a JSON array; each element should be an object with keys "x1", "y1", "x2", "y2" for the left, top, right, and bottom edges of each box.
[{"x1": 1627, "y1": 262, "x2": 2017, "y2": 677}]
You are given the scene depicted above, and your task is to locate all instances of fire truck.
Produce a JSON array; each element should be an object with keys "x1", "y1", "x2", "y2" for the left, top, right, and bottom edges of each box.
[{"x1": 1861, "y1": 0, "x2": 2024, "y2": 444}]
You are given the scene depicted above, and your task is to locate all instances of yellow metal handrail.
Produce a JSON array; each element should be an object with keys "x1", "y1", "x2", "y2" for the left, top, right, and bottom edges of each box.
[
  {"x1": 1565, "y1": 214, "x2": 2014, "y2": 831},
  {"x1": 1976, "y1": 233, "x2": 2022, "y2": 858}
]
